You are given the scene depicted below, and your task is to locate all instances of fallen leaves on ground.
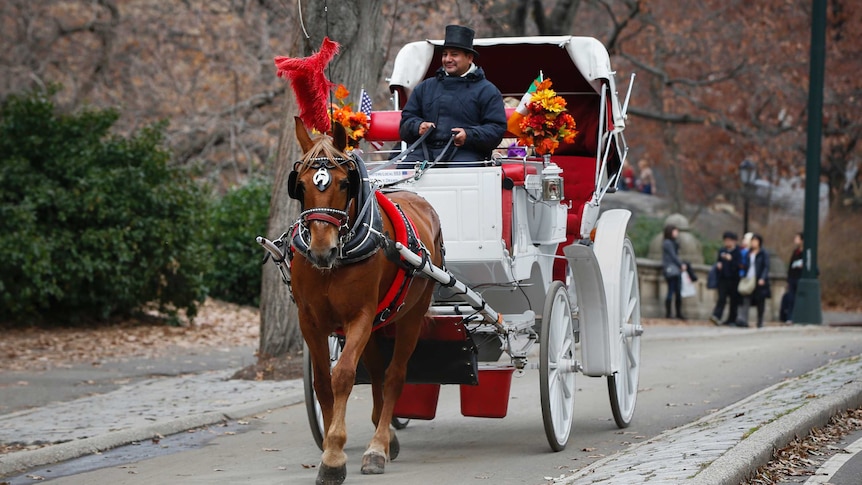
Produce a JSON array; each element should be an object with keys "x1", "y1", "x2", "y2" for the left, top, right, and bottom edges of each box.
[
  {"x1": 741, "y1": 407, "x2": 862, "y2": 484},
  {"x1": 0, "y1": 299, "x2": 259, "y2": 372}
]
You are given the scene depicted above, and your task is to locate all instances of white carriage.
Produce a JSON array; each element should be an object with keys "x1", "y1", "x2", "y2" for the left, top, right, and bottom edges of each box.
[{"x1": 300, "y1": 36, "x2": 642, "y2": 452}]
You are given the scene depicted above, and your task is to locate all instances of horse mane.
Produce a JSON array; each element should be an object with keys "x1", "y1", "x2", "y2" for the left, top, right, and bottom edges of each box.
[{"x1": 297, "y1": 134, "x2": 350, "y2": 175}]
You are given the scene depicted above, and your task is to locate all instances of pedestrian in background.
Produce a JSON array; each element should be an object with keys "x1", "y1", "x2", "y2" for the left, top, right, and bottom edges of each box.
[
  {"x1": 780, "y1": 232, "x2": 804, "y2": 323},
  {"x1": 738, "y1": 232, "x2": 753, "y2": 276},
  {"x1": 662, "y1": 224, "x2": 686, "y2": 320},
  {"x1": 710, "y1": 231, "x2": 742, "y2": 326},
  {"x1": 637, "y1": 159, "x2": 656, "y2": 195},
  {"x1": 620, "y1": 160, "x2": 635, "y2": 191},
  {"x1": 737, "y1": 234, "x2": 771, "y2": 328}
]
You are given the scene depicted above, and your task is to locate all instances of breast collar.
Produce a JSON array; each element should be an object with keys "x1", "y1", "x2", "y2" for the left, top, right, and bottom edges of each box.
[{"x1": 290, "y1": 153, "x2": 384, "y2": 265}]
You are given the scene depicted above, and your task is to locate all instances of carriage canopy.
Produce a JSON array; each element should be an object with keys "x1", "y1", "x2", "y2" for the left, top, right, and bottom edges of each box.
[{"x1": 388, "y1": 36, "x2": 626, "y2": 135}]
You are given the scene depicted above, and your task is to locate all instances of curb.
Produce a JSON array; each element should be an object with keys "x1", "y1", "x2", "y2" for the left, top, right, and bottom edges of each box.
[
  {"x1": 690, "y1": 379, "x2": 862, "y2": 485},
  {"x1": 0, "y1": 388, "x2": 305, "y2": 479},
  {"x1": 556, "y1": 356, "x2": 862, "y2": 485}
]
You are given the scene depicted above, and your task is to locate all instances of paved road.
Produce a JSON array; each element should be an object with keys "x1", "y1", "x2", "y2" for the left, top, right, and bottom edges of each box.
[
  {"x1": 5, "y1": 324, "x2": 861, "y2": 485},
  {"x1": 0, "y1": 345, "x2": 258, "y2": 415}
]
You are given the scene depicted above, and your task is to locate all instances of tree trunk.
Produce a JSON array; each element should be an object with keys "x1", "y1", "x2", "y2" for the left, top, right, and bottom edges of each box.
[{"x1": 259, "y1": 0, "x2": 385, "y2": 358}]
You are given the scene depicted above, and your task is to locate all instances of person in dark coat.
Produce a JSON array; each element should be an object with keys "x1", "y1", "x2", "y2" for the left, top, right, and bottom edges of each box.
[
  {"x1": 710, "y1": 231, "x2": 743, "y2": 326},
  {"x1": 779, "y1": 232, "x2": 804, "y2": 323},
  {"x1": 737, "y1": 233, "x2": 771, "y2": 328},
  {"x1": 399, "y1": 25, "x2": 507, "y2": 163},
  {"x1": 661, "y1": 224, "x2": 687, "y2": 320}
]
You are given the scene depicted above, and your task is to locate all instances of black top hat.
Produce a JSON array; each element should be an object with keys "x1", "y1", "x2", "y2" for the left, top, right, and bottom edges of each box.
[{"x1": 442, "y1": 25, "x2": 478, "y2": 57}]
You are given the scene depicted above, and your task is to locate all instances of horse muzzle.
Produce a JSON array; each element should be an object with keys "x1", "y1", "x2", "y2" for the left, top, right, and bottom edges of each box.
[{"x1": 299, "y1": 208, "x2": 349, "y2": 269}]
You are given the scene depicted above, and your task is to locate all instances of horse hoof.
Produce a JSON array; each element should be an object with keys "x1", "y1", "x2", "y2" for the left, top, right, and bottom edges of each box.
[
  {"x1": 361, "y1": 452, "x2": 386, "y2": 475},
  {"x1": 389, "y1": 433, "x2": 400, "y2": 461},
  {"x1": 316, "y1": 463, "x2": 347, "y2": 485}
]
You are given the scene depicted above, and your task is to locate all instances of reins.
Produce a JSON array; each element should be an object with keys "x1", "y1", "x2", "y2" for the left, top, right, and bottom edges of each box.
[{"x1": 371, "y1": 129, "x2": 459, "y2": 189}]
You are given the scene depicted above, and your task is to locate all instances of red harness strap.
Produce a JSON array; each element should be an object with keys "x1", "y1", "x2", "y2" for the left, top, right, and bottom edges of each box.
[{"x1": 372, "y1": 191, "x2": 420, "y2": 330}]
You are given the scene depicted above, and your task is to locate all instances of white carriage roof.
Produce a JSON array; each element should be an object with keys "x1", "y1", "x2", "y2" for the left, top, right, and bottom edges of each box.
[{"x1": 388, "y1": 36, "x2": 624, "y2": 130}]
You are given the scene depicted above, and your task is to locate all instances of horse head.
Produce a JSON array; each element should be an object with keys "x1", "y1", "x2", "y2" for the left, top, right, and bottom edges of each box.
[{"x1": 289, "y1": 118, "x2": 360, "y2": 269}]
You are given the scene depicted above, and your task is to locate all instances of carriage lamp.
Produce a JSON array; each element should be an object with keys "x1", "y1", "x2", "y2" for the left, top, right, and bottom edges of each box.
[{"x1": 541, "y1": 163, "x2": 564, "y2": 201}]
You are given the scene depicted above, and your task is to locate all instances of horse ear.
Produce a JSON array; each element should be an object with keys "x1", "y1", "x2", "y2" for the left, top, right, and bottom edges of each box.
[
  {"x1": 331, "y1": 121, "x2": 348, "y2": 153},
  {"x1": 295, "y1": 117, "x2": 315, "y2": 153}
]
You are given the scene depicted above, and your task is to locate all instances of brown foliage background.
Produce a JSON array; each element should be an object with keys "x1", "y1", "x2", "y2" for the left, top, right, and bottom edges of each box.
[{"x1": 2, "y1": 0, "x2": 859, "y2": 305}]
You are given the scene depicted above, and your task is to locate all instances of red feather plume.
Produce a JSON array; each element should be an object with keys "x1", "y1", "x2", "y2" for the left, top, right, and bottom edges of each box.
[{"x1": 274, "y1": 37, "x2": 340, "y2": 134}]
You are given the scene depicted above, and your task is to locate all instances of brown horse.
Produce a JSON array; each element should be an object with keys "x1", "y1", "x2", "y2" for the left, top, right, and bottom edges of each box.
[{"x1": 289, "y1": 118, "x2": 443, "y2": 485}]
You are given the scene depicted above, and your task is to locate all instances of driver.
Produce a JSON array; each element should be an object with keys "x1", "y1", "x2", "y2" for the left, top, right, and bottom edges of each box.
[{"x1": 398, "y1": 25, "x2": 507, "y2": 164}]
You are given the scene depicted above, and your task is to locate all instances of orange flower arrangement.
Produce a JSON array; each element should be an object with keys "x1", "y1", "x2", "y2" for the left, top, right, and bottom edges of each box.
[
  {"x1": 517, "y1": 78, "x2": 578, "y2": 155},
  {"x1": 330, "y1": 84, "x2": 369, "y2": 148}
]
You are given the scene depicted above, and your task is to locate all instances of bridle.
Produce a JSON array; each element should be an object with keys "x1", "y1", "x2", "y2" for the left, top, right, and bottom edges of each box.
[
  {"x1": 288, "y1": 152, "x2": 383, "y2": 262},
  {"x1": 289, "y1": 155, "x2": 357, "y2": 233}
]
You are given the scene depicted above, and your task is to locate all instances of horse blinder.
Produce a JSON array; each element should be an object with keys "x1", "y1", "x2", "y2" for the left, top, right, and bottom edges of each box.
[{"x1": 287, "y1": 162, "x2": 302, "y2": 201}]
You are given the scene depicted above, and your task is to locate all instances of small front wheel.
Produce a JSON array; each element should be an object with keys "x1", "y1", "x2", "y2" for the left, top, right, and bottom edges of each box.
[
  {"x1": 391, "y1": 417, "x2": 410, "y2": 430},
  {"x1": 540, "y1": 280, "x2": 576, "y2": 452}
]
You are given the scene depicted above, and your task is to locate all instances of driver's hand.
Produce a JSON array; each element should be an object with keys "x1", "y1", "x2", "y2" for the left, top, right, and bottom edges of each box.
[
  {"x1": 419, "y1": 121, "x2": 435, "y2": 135},
  {"x1": 451, "y1": 128, "x2": 466, "y2": 147}
]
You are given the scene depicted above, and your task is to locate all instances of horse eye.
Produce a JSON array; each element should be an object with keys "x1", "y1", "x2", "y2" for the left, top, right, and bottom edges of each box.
[{"x1": 339, "y1": 179, "x2": 350, "y2": 191}]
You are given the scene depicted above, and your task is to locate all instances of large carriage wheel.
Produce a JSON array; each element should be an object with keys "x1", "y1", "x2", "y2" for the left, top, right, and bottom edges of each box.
[
  {"x1": 540, "y1": 280, "x2": 576, "y2": 452},
  {"x1": 303, "y1": 335, "x2": 342, "y2": 451},
  {"x1": 607, "y1": 238, "x2": 643, "y2": 428}
]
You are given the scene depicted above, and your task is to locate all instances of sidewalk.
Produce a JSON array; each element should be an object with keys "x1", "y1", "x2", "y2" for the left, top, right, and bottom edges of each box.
[
  {"x1": 0, "y1": 370, "x2": 305, "y2": 477},
  {"x1": 556, "y1": 354, "x2": 862, "y2": 484},
  {"x1": 1, "y1": 314, "x2": 861, "y2": 483}
]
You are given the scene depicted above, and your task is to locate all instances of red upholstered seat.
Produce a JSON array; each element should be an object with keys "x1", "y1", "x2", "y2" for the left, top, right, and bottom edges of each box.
[
  {"x1": 552, "y1": 155, "x2": 597, "y2": 281},
  {"x1": 500, "y1": 163, "x2": 537, "y2": 251},
  {"x1": 366, "y1": 108, "x2": 524, "y2": 142},
  {"x1": 366, "y1": 110, "x2": 403, "y2": 142}
]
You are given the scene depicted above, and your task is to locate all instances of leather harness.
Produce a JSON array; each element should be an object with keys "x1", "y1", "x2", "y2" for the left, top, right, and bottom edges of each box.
[{"x1": 286, "y1": 153, "x2": 427, "y2": 330}]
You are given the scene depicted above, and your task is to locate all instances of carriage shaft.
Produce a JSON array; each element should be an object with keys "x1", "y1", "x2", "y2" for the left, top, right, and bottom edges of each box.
[{"x1": 392, "y1": 241, "x2": 502, "y2": 328}]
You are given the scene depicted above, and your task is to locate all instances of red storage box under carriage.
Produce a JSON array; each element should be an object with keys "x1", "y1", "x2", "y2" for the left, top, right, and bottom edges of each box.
[
  {"x1": 459, "y1": 366, "x2": 516, "y2": 418},
  {"x1": 393, "y1": 383, "x2": 441, "y2": 420},
  {"x1": 387, "y1": 316, "x2": 477, "y2": 420}
]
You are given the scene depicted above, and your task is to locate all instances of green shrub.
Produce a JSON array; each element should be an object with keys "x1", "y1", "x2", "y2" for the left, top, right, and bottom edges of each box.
[
  {"x1": 0, "y1": 88, "x2": 210, "y2": 324},
  {"x1": 205, "y1": 178, "x2": 272, "y2": 306},
  {"x1": 627, "y1": 214, "x2": 664, "y2": 258},
  {"x1": 700, "y1": 236, "x2": 722, "y2": 265}
]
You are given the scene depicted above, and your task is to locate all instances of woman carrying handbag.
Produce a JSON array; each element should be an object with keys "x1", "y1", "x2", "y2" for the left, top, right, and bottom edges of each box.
[
  {"x1": 661, "y1": 224, "x2": 687, "y2": 320},
  {"x1": 737, "y1": 234, "x2": 771, "y2": 328}
]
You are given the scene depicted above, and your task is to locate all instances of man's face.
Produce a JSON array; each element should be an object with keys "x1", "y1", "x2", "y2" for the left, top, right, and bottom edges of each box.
[
  {"x1": 724, "y1": 238, "x2": 736, "y2": 249},
  {"x1": 442, "y1": 48, "x2": 473, "y2": 76}
]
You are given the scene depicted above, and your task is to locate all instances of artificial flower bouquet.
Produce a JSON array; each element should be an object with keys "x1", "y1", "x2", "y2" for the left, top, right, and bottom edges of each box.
[
  {"x1": 329, "y1": 84, "x2": 369, "y2": 148},
  {"x1": 516, "y1": 78, "x2": 578, "y2": 156}
]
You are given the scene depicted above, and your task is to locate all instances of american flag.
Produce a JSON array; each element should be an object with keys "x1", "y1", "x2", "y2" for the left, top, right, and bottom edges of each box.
[
  {"x1": 359, "y1": 89, "x2": 373, "y2": 120},
  {"x1": 359, "y1": 89, "x2": 384, "y2": 149}
]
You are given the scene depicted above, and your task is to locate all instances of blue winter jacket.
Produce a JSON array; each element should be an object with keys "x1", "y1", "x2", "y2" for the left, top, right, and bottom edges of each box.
[
  {"x1": 716, "y1": 246, "x2": 742, "y2": 280},
  {"x1": 399, "y1": 66, "x2": 507, "y2": 162}
]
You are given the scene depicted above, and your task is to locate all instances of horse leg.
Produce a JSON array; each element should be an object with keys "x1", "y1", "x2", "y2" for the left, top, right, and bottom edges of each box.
[
  {"x1": 318, "y1": 323, "x2": 372, "y2": 485},
  {"x1": 361, "y1": 306, "x2": 426, "y2": 475},
  {"x1": 361, "y1": 335, "x2": 387, "y2": 428},
  {"x1": 305, "y1": 332, "x2": 335, "y2": 441}
]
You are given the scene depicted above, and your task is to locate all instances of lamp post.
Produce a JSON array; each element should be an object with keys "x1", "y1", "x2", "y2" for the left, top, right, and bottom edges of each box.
[
  {"x1": 739, "y1": 159, "x2": 757, "y2": 234},
  {"x1": 792, "y1": 0, "x2": 825, "y2": 325}
]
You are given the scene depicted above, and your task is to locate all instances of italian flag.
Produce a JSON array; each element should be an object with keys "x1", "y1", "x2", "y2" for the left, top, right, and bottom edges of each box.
[{"x1": 507, "y1": 72, "x2": 543, "y2": 137}]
